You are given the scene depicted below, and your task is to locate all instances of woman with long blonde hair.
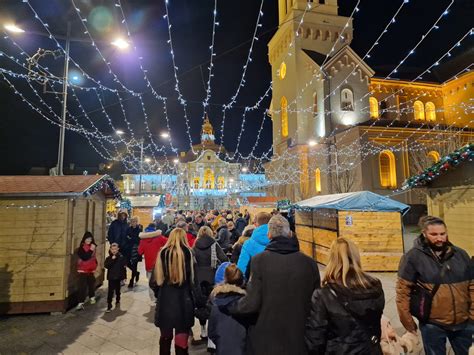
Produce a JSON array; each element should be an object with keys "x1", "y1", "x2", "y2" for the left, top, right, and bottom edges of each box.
[
  {"x1": 154, "y1": 228, "x2": 197, "y2": 355},
  {"x1": 305, "y1": 237, "x2": 385, "y2": 354}
]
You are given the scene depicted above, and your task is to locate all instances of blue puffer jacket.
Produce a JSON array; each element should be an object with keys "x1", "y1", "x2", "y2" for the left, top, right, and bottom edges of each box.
[{"x1": 236, "y1": 224, "x2": 269, "y2": 278}]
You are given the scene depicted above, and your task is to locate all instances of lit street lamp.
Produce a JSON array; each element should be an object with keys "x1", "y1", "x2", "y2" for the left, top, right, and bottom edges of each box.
[
  {"x1": 308, "y1": 139, "x2": 317, "y2": 147},
  {"x1": 111, "y1": 38, "x2": 130, "y2": 50},
  {"x1": 4, "y1": 24, "x2": 25, "y2": 33},
  {"x1": 160, "y1": 132, "x2": 170, "y2": 139}
]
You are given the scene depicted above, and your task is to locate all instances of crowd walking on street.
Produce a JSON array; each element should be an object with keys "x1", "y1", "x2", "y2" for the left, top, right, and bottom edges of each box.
[{"x1": 73, "y1": 209, "x2": 472, "y2": 355}]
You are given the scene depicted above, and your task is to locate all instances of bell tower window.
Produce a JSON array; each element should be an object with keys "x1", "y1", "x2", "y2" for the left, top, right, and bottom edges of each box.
[{"x1": 341, "y1": 88, "x2": 354, "y2": 111}]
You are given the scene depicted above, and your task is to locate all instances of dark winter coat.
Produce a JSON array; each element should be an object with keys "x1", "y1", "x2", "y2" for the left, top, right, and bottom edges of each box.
[
  {"x1": 229, "y1": 228, "x2": 240, "y2": 245},
  {"x1": 194, "y1": 235, "x2": 229, "y2": 287},
  {"x1": 216, "y1": 225, "x2": 232, "y2": 252},
  {"x1": 209, "y1": 284, "x2": 247, "y2": 355},
  {"x1": 104, "y1": 252, "x2": 127, "y2": 281},
  {"x1": 154, "y1": 221, "x2": 168, "y2": 234},
  {"x1": 305, "y1": 280, "x2": 385, "y2": 355},
  {"x1": 123, "y1": 225, "x2": 142, "y2": 265},
  {"x1": 229, "y1": 236, "x2": 320, "y2": 355},
  {"x1": 107, "y1": 219, "x2": 129, "y2": 248},
  {"x1": 231, "y1": 236, "x2": 250, "y2": 263},
  {"x1": 396, "y1": 235, "x2": 473, "y2": 332},
  {"x1": 234, "y1": 217, "x2": 247, "y2": 236},
  {"x1": 153, "y1": 246, "x2": 200, "y2": 331}
]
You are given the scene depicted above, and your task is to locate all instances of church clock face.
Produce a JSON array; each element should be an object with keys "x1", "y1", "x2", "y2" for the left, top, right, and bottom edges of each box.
[{"x1": 279, "y1": 62, "x2": 286, "y2": 80}]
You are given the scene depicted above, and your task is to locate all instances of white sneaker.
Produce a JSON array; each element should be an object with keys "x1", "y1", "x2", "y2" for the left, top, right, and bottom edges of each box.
[
  {"x1": 75, "y1": 303, "x2": 84, "y2": 311},
  {"x1": 201, "y1": 325, "x2": 208, "y2": 338},
  {"x1": 89, "y1": 297, "x2": 96, "y2": 305}
]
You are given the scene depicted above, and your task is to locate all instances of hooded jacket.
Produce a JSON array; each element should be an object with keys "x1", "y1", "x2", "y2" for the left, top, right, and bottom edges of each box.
[
  {"x1": 305, "y1": 280, "x2": 385, "y2": 355},
  {"x1": 230, "y1": 236, "x2": 320, "y2": 355},
  {"x1": 216, "y1": 225, "x2": 232, "y2": 252},
  {"x1": 138, "y1": 234, "x2": 168, "y2": 272},
  {"x1": 209, "y1": 284, "x2": 247, "y2": 355},
  {"x1": 234, "y1": 217, "x2": 247, "y2": 236},
  {"x1": 107, "y1": 218, "x2": 129, "y2": 247},
  {"x1": 396, "y1": 235, "x2": 473, "y2": 332},
  {"x1": 236, "y1": 224, "x2": 269, "y2": 277}
]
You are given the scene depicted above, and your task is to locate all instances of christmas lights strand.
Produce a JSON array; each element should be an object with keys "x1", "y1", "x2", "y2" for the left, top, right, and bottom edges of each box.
[
  {"x1": 163, "y1": 0, "x2": 198, "y2": 153},
  {"x1": 114, "y1": 0, "x2": 178, "y2": 159},
  {"x1": 217, "y1": 0, "x2": 265, "y2": 152},
  {"x1": 202, "y1": 0, "x2": 219, "y2": 117}
]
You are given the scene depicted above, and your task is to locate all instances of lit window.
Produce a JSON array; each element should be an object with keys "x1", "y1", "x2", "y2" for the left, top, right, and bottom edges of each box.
[
  {"x1": 279, "y1": 62, "x2": 287, "y2": 80},
  {"x1": 315, "y1": 168, "x2": 321, "y2": 193},
  {"x1": 217, "y1": 176, "x2": 225, "y2": 189},
  {"x1": 369, "y1": 97, "x2": 379, "y2": 118},
  {"x1": 425, "y1": 102, "x2": 436, "y2": 121},
  {"x1": 341, "y1": 88, "x2": 354, "y2": 111},
  {"x1": 193, "y1": 177, "x2": 200, "y2": 189},
  {"x1": 379, "y1": 150, "x2": 397, "y2": 188},
  {"x1": 427, "y1": 151, "x2": 440, "y2": 164},
  {"x1": 204, "y1": 169, "x2": 214, "y2": 189},
  {"x1": 281, "y1": 96, "x2": 288, "y2": 137},
  {"x1": 413, "y1": 101, "x2": 425, "y2": 120}
]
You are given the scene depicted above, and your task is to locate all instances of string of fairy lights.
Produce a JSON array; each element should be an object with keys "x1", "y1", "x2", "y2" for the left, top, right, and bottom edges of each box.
[{"x1": 0, "y1": 0, "x2": 472, "y2": 193}]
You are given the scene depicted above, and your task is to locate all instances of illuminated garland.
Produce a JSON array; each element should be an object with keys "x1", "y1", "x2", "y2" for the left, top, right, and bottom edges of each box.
[
  {"x1": 402, "y1": 143, "x2": 473, "y2": 189},
  {"x1": 83, "y1": 175, "x2": 122, "y2": 199}
]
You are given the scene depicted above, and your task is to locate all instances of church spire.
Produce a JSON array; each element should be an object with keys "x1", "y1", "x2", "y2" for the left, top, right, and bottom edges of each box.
[{"x1": 201, "y1": 114, "x2": 215, "y2": 144}]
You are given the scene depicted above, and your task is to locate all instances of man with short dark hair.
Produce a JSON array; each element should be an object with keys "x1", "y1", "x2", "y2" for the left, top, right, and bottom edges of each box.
[
  {"x1": 229, "y1": 215, "x2": 320, "y2": 355},
  {"x1": 234, "y1": 212, "x2": 247, "y2": 236},
  {"x1": 396, "y1": 216, "x2": 473, "y2": 355}
]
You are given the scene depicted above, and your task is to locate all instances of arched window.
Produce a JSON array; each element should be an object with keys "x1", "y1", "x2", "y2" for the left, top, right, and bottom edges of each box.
[
  {"x1": 425, "y1": 102, "x2": 436, "y2": 121},
  {"x1": 217, "y1": 176, "x2": 225, "y2": 189},
  {"x1": 193, "y1": 177, "x2": 200, "y2": 189},
  {"x1": 281, "y1": 96, "x2": 288, "y2": 137},
  {"x1": 313, "y1": 92, "x2": 318, "y2": 117},
  {"x1": 379, "y1": 150, "x2": 397, "y2": 188},
  {"x1": 413, "y1": 101, "x2": 425, "y2": 120},
  {"x1": 204, "y1": 169, "x2": 214, "y2": 189},
  {"x1": 341, "y1": 88, "x2": 354, "y2": 111},
  {"x1": 314, "y1": 168, "x2": 321, "y2": 193},
  {"x1": 369, "y1": 97, "x2": 379, "y2": 118},
  {"x1": 427, "y1": 151, "x2": 440, "y2": 164}
]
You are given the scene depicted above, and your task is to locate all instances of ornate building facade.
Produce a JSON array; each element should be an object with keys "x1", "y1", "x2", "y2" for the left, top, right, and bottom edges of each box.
[
  {"x1": 265, "y1": 0, "x2": 473, "y2": 208},
  {"x1": 122, "y1": 116, "x2": 266, "y2": 210}
]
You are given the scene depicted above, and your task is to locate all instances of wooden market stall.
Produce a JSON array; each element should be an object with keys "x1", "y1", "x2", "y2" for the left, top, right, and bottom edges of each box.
[
  {"x1": 295, "y1": 191, "x2": 409, "y2": 271},
  {"x1": 0, "y1": 175, "x2": 121, "y2": 314},
  {"x1": 127, "y1": 195, "x2": 164, "y2": 227},
  {"x1": 239, "y1": 196, "x2": 280, "y2": 222},
  {"x1": 403, "y1": 143, "x2": 473, "y2": 256}
]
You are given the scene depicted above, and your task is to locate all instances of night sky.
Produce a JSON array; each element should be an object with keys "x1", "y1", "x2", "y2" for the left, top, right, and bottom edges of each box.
[{"x1": 0, "y1": 0, "x2": 472, "y2": 175}]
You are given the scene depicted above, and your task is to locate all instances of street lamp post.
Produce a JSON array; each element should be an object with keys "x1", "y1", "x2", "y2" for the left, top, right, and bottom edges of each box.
[{"x1": 57, "y1": 22, "x2": 71, "y2": 176}]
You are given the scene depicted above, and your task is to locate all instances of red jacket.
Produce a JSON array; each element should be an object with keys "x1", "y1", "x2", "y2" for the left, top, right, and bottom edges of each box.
[
  {"x1": 186, "y1": 232, "x2": 196, "y2": 248},
  {"x1": 77, "y1": 244, "x2": 98, "y2": 274},
  {"x1": 138, "y1": 236, "x2": 168, "y2": 272}
]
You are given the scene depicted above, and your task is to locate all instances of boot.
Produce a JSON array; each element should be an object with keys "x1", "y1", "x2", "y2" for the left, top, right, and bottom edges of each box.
[
  {"x1": 128, "y1": 279, "x2": 134, "y2": 288},
  {"x1": 174, "y1": 345, "x2": 188, "y2": 355},
  {"x1": 159, "y1": 337, "x2": 172, "y2": 355},
  {"x1": 135, "y1": 271, "x2": 140, "y2": 282}
]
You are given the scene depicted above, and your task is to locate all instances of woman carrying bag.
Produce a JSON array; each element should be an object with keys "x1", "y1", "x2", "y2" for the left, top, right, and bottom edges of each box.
[{"x1": 305, "y1": 237, "x2": 385, "y2": 355}]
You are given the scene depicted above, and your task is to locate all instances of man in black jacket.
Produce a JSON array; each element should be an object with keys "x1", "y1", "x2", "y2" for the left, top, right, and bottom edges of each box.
[
  {"x1": 104, "y1": 243, "x2": 127, "y2": 312},
  {"x1": 107, "y1": 211, "x2": 129, "y2": 248},
  {"x1": 229, "y1": 215, "x2": 320, "y2": 355}
]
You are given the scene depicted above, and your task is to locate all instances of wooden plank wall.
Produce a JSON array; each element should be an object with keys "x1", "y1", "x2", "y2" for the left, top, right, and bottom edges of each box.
[
  {"x1": 338, "y1": 211, "x2": 403, "y2": 271},
  {"x1": 0, "y1": 199, "x2": 68, "y2": 307},
  {"x1": 296, "y1": 210, "x2": 337, "y2": 266},
  {"x1": 427, "y1": 186, "x2": 474, "y2": 256},
  {"x1": 65, "y1": 196, "x2": 106, "y2": 300}
]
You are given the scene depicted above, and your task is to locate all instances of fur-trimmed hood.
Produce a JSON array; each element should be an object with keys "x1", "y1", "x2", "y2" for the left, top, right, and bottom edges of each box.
[{"x1": 211, "y1": 283, "x2": 246, "y2": 298}]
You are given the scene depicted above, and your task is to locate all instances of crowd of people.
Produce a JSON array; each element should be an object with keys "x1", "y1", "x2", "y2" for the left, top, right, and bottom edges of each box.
[{"x1": 75, "y1": 209, "x2": 473, "y2": 355}]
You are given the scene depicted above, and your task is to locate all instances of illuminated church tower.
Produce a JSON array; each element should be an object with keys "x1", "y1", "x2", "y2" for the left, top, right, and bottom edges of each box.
[{"x1": 201, "y1": 114, "x2": 216, "y2": 145}]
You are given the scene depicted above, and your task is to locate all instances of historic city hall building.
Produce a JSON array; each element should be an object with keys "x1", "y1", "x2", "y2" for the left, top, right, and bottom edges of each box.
[{"x1": 265, "y1": 0, "x2": 473, "y2": 208}]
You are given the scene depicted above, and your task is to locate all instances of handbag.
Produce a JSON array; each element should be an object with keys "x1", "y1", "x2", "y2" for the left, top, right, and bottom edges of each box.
[{"x1": 409, "y1": 282, "x2": 440, "y2": 323}]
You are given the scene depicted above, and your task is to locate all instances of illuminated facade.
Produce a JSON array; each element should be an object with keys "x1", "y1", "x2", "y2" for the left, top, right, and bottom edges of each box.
[
  {"x1": 265, "y1": 0, "x2": 473, "y2": 206},
  {"x1": 123, "y1": 117, "x2": 267, "y2": 210}
]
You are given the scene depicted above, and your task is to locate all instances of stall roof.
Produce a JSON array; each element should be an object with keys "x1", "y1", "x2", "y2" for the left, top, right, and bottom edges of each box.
[
  {"x1": 0, "y1": 175, "x2": 121, "y2": 199},
  {"x1": 295, "y1": 191, "x2": 410, "y2": 213}
]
